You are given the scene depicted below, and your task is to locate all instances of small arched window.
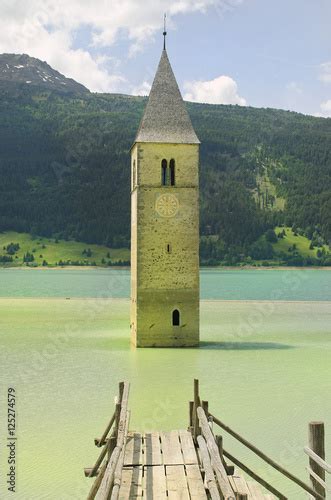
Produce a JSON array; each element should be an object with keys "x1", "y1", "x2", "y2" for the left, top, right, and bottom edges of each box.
[
  {"x1": 172, "y1": 309, "x2": 180, "y2": 326},
  {"x1": 161, "y1": 159, "x2": 167, "y2": 186},
  {"x1": 170, "y1": 159, "x2": 175, "y2": 186}
]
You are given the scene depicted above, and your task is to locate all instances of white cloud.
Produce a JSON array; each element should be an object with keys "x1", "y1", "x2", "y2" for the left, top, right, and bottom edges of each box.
[
  {"x1": 319, "y1": 62, "x2": 331, "y2": 83},
  {"x1": 131, "y1": 81, "x2": 152, "y2": 96},
  {"x1": 0, "y1": 0, "x2": 243, "y2": 92},
  {"x1": 183, "y1": 75, "x2": 247, "y2": 105},
  {"x1": 316, "y1": 99, "x2": 331, "y2": 118}
]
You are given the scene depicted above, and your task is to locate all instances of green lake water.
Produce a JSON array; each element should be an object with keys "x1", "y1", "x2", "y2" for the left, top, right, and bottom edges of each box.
[
  {"x1": 0, "y1": 268, "x2": 330, "y2": 300},
  {"x1": 0, "y1": 269, "x2": 330, "y2": 499}
]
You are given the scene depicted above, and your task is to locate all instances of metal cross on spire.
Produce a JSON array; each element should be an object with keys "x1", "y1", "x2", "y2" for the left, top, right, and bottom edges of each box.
[{"x1": 163, "y1": 13, "x2": 167, "y2": 50}]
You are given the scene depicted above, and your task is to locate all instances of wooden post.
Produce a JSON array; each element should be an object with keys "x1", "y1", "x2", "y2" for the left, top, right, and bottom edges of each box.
[
  {"x1": 202, "y1": 400, "x2": 209, "y2": 416},
  {"x1": 189, "y1": 401, "x2": 194, "y2": 429},
  {"x1": 115, "y1": 402, "x2": 121, "y2": 435},
  {"x1": 216, "y1": 435, "x2": 235, "y2": 476},
  {"x1": 309, "y1": 422, "x2": 325, "y2": 498},
  {"x1": 193, "y1": 379, "x2": 200, "y2": 441},
  {"x1": 216, "y1": 435, "x2": 223, "y2": 458},
  {"x1": 119, "y1": 381, "x2": 124, "y2": 403}
]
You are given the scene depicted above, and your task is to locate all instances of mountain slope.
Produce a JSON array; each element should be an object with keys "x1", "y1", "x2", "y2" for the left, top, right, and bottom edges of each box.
[
  {"x1": 0, "y1": 54, "x2": 330, "y2": 265},
  {"x1": 0, "y1": 53, "x2": 89, "y2": 95}
]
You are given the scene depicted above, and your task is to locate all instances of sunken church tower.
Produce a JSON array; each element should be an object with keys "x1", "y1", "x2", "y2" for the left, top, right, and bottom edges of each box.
[{"x1": 130, "y1": 34, "x2": 200, "y2": 347}]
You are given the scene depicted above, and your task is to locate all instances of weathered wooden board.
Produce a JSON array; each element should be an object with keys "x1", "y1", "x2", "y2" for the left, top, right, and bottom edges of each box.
[
  {"x1": 166, "y1": 465, "x2": 190, "y2": 500},
  {"x1": 186, "y1": 464, "x2": 208, "y2": 499},
  {"x1": 124, "y1": 433, "x2": 143, "y2": 466},
  {"x1": 144, "y1": 465, "x2": 167, "y2": 499},
  {"x1": 118, "y1": 466, "x2": 143, "y2": 499},
  {"x1": 179, "y1": 430, "x2": 198, "y2": 465},
  {"x1": 161, "y1": 431, "x2": 183, "y2": 465},
  {"x1": 144, "y1": 432, "x2": 162, "y2": 466},
  {"x1": 118, "y1": 466, "x2": 143, "y2": 500},
  {"x1": 196, "y1": 435, "x2": 221, "y2": 500},
  {"x1": 229, "y1": 473, "x2": 251, "y2": 497}
]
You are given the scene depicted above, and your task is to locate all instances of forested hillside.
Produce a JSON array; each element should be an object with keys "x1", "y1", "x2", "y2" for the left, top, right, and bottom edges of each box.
[{"x1": 0, "y1": 54, "x2": 330, "y2": 265}]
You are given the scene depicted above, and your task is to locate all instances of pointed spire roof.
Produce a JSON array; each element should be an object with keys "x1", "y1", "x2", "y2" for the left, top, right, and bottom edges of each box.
[{"x1": 135, "y1": 50, "x2": 200, "y2": 144}]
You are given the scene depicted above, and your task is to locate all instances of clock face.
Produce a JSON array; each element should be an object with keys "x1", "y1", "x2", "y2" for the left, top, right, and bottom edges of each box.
[{"x1": 155, "y1": 194, "x2": 179, "y2": 218}]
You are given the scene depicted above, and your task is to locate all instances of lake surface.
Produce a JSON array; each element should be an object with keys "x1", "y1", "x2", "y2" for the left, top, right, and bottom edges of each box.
[
  {"x1": 0, "y1": 267, "x2": 330, "y2": 300},
  {"x1": 0, "y1": 269, "x2": 330, "y2": 499}
]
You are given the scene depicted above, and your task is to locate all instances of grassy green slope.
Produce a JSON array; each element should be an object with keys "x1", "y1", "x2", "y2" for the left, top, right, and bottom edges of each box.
[
  {"x1": 1, "y1": 228, "x2": 330, "y2": 268},
  {"x1": 273, "y1": 227, "x2": 330, "y2": 258},
  {"x1": 0, "y1": 232, "x2": 130, "y2": 267}
]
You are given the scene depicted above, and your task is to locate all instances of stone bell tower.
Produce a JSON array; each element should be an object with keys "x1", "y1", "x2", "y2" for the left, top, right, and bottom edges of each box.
[{"x1": 130, "y1": 36, "x2": 200, "y2": 347}]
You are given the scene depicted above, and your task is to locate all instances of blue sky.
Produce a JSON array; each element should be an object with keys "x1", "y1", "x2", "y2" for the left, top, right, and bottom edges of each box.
[{"x1": 0, "y1": 0, "x2": 330, "y2": 116}]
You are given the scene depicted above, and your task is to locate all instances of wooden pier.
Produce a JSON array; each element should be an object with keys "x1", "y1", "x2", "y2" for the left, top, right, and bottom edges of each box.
[{"x1": 85, "y1": 381, "x2": 329, "y2": 499}]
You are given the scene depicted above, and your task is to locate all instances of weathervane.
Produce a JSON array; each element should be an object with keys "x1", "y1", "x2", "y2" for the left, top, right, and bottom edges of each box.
[{"x1": 163, "y1": 13, "x2": 167, "y2": 50}]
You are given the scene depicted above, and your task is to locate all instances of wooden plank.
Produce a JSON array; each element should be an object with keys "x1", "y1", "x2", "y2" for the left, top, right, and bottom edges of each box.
[
  {"x1": 179, "y1": 430, "x2": 198, "y2": 465},
  {"x1": 144, "y1": 432, "x2": 162, "y2": 466},
  {"x1": 197, "y1": 408, "x2": 235, "y2": 500},
  {"x1": 186, "y1": 464, "x2": 208, "y2": 499},
  {"x1": 124, "y1": 433, "x2": 143, "y2": 466},
  {"x1": 229, "y1": 475, "x2": 250, "y2": 497},
  {"x1": 231, "y1": 474, "x2": 251, "y2": 497},
  {"x1": 118, "y1": 467, "x2": 143, "y2": 500},
  {"x1": 229, "y1": 475, "x2": 251, "y2": 498},
  {"x1": 197, "y1": 435, "x2": 221, "y2": 500},
  {"x1": 166, "y1": 465, "x2": 190, "y2": 500},
  {"x1": 247, "y1": 480, "x2": 265, "y2": 499},
  {"x1": 161, "y1": 431, "x2": 183, "y2": 465},
  {"x1": 144, "y1": 465, "x2": 167, "y2": 499}
]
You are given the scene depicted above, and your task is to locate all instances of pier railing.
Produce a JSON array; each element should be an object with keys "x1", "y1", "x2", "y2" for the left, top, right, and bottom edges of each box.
[
  {"x1": 85, "y1": 381, "x2": 130, "y2": 500},
  {"x1": 190, "y1": 379, "x2": 328, "y2": 500}
]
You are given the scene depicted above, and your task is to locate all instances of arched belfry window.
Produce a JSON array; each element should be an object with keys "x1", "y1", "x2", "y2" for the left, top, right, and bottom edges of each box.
[
  {"x1": 172, "y1": 309, "x2": 180, "y2": 326},
  {"x1": 170, "y1": 159, "x2": 175, "y2": 186},
  {"x1": 161, "y1": 159, "x2": 167, "y2": 186}
]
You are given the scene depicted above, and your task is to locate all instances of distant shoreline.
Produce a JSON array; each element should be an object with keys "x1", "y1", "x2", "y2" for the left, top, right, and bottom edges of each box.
[{"x1": 1, "y1": 265, "x2": 330, "y2": 271}]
